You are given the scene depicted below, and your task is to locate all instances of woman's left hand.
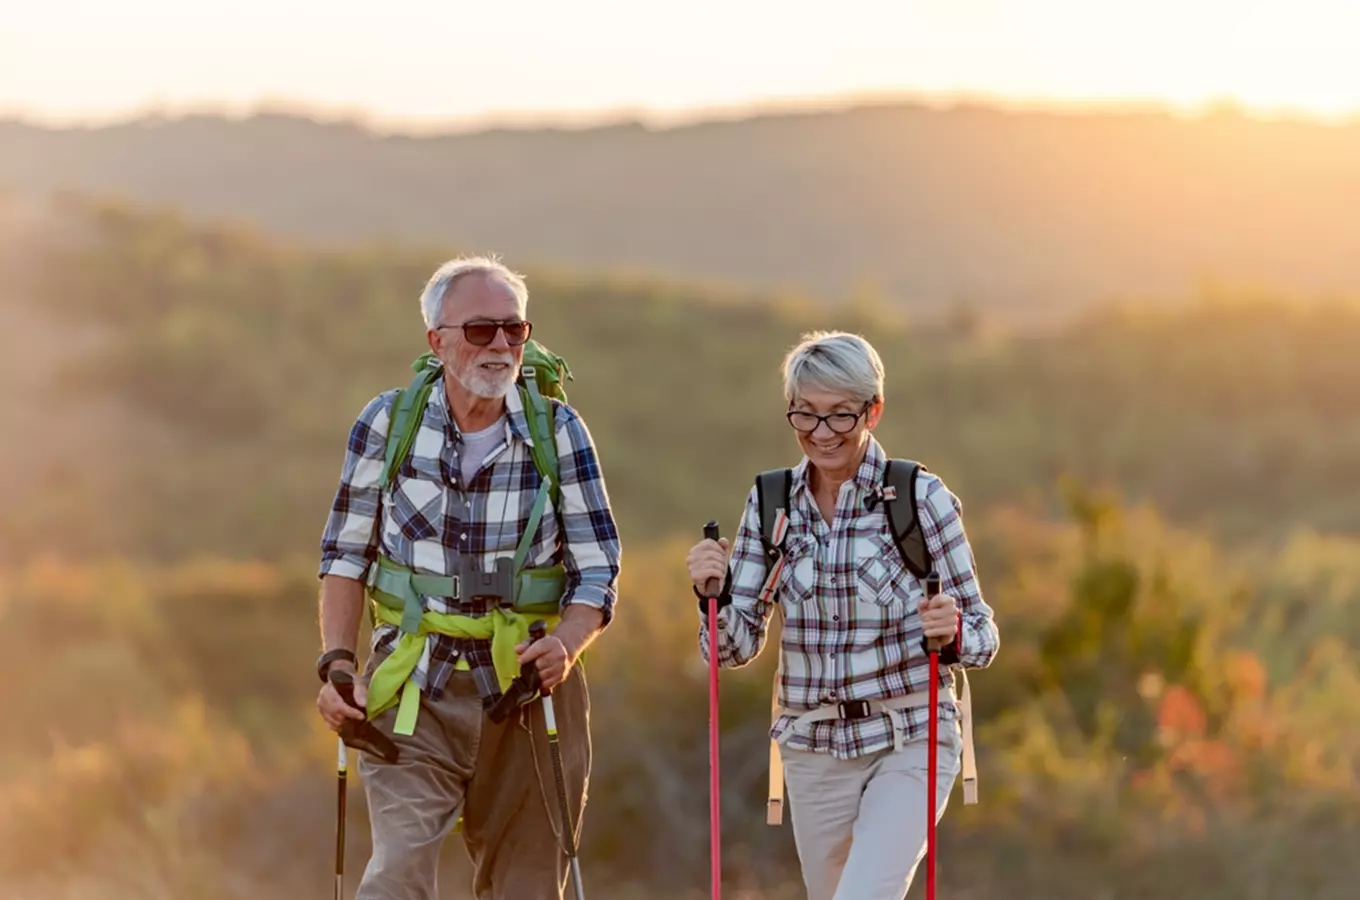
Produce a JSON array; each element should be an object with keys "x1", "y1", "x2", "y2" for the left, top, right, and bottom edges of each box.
[{"x1": 920, "y1": 591, "x2": 960, "y2": 645}]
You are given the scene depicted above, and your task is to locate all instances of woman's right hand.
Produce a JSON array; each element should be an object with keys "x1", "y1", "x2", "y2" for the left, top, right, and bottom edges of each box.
[{"x1": 686, "y1": 536, "x2": 732, "y2": 596}]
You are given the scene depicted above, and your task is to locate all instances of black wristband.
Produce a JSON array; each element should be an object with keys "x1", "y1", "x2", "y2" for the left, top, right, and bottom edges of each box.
[
  {"x1": 693, "y1": 571, "x2": 733, "y2": 614},
  {"x1": 921, "y1": 612, "x2": 962, "y2": 665},
  {"x1": 317, "y1": 648, "x2": 358, "y2": 683}
]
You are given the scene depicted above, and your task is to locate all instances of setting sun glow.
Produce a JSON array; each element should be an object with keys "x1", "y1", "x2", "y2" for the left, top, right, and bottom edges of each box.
[{"x1": 4, "y1": 0, "x2": 1358, "y2": 128}]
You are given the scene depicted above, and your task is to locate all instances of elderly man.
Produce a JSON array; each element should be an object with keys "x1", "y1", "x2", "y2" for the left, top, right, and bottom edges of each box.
[
  {"x1": 686, "y1": 330, "x2": 999, "y2": 900},
  {"x1": 314, "y1": 256, "x2": 622, "y2": 900}
]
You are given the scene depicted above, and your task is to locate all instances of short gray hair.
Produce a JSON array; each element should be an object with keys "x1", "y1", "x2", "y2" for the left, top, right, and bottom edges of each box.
[
  {"x1": 781, "y1": 330, "x2": 885, "y2": 404},
  {"x1": 418, "y1": 255, "x2": 528, "y2": 329}
]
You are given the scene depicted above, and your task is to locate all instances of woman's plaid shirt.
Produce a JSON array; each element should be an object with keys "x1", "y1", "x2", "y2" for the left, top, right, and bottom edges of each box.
[
  {"x1": 318, "y1": 375, "x2": 621, "y2": 707},
  {"x1": 699, "y1": 437, "x2": 999, "y2": 759}
]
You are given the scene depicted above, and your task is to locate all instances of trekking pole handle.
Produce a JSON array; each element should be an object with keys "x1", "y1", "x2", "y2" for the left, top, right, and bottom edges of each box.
[
  {"x1": 924, "y1": 571, "x2": 946, "y2": 651},
  {"x1": 525, "y1": 619, "x2": 552, "y2": 697},
  {"x1": 702, "y1": 521, "x2": 722, "y2": 599},
  {"x1": 329, "y1": 667, "x2": 362, "y2": 712}
]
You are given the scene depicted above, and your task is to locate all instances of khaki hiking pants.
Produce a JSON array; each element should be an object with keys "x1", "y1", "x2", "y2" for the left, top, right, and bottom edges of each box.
[
  {"x1": 781, "y1": 722, "x2": 962, "y2": 900},
  {"x1": 354, "y1": 654, "x2": 591, "y2": 900}
]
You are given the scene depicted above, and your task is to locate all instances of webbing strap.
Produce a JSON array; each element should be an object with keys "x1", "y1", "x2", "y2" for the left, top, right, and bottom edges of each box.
[
  {"x1": 512, "y1": 479, "x2": 552, "y2": 580},
  {"x1": 958, "y1": 668, "x2": 978, "y2": 804},
  {"x1": 766, "y1": 621, "x2": 786, "y2": 826},
  {"x1": 367, "y1": 556, "x2": 460, "y2": 635}
]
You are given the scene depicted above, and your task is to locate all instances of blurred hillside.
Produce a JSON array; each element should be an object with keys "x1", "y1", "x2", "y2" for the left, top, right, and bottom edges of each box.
[
  {"x1": 4, "y1": 102, "x2": 1360, "y2": 321},
  {"x1": 4, "y1": 193, "x2": 1359, "y2": 563},
  {"x1": 0, "y1": 193, "x2": 1357, "y2": 898}
]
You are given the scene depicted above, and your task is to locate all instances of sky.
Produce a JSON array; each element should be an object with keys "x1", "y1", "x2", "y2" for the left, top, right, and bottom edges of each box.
[{"x1": 4, "y1": 0, "x2": 1359, "y2": 130}]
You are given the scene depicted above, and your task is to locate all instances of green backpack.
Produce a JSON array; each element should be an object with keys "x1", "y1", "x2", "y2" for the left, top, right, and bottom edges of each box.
[{"x1": 367, "y1": 339, "x2": 574, "y2": 623}]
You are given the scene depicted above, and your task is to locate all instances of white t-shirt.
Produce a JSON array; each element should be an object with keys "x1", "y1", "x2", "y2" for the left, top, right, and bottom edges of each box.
[{"x1": 458, "y1": 415, "x2": 506, "y2": 483}]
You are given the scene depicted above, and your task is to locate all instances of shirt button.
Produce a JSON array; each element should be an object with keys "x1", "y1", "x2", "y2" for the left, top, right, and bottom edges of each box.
[
  {"x1": 832, "y1": 614, "x2": 840, "y2": 622},
  {"x1": 829, "y1": 576, "x2": 837, "y2": 585},
  {"x1": 461, "y1": 534, "x2": 468, "y2": 541}
]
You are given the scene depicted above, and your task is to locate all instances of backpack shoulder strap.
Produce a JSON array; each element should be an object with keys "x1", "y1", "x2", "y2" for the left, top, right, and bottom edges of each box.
[
  {"x1": 380, "y1": 356, "x2": 443, "y2": 491},
  {"x1": 882, "y1": 459, "x2": 931, "y2": 578},
  {"x1": 517, "y1": 364, "x2": 560, "y2": 508},
  {"x1": 754, "y1": 468, "x2": 792, "y2": 566},
  {"x1": 756, "y1": 466, "x2": 792, "y2": 827}
]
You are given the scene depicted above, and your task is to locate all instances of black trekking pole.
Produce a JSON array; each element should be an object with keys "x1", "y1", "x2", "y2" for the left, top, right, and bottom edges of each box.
[
  {"x1": 333, "y1": 731, "x2": 347, "y2": 900},
  {"x1": 328, "y1": 668, "x2": 401, "y2": 900},
  {"x1": 530, "y1": 620, "x2": 587, "y2": 900}
]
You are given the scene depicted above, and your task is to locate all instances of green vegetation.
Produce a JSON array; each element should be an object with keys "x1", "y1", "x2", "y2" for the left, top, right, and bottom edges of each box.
[{"x1": 1, "y1": 197, "x2": 1357, "y2": 898}]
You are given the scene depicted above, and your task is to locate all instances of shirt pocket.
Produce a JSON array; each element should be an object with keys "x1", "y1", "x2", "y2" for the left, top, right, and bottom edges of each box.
[
  {"x1": 852, "y1": 529, "x2": 914, "y2": 609},
  {"x1": 776, "y1": 533, "x2": 820, "y2": 607},
  {"x1": 386, "y1": 466, "x2": 443, "y2": 544}
]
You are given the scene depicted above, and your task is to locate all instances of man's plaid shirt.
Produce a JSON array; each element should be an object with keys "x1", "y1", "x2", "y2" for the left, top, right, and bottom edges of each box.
[
  {"x1": 699, "y1": 437, "x2": 998, "y2": 759},
  {"x1": 319, "y1": 373, "x2": 621, "y2": 706}
]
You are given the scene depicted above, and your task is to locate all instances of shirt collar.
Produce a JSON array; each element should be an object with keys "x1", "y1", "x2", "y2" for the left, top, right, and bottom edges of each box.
[
  {"x1": 790, "y1": 434, "x2": 888, "y2": 503},
  {"x1": 426, "y1": 369, "x2": 537, "y2": 448}
]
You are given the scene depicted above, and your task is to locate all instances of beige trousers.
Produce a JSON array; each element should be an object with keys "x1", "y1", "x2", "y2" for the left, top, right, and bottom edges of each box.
[
  {"x1": 354, "y1": 659, "x2": 591, "y2": 900},
  {"x1": 781, "y1": 722, "x2": 962, "y2": 900}
]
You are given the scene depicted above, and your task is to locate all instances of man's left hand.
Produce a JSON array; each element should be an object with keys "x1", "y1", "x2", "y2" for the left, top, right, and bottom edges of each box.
[{"x1": 516, "y1": 634, "x2": 572, "y2": 691}]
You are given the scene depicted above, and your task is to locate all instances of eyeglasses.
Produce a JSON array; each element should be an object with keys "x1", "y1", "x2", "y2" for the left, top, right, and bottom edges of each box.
[
  {"x1": 786, "y1": 402, "x2": 871, "y2": 434},
  {"x1": 437, "y1": 319, "x2": 533, "y2": 347}
]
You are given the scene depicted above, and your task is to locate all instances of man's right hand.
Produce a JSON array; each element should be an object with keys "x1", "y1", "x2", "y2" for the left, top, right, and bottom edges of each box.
[{"x1": 317, "y1": 664, "x2": 367, "y2": 731}]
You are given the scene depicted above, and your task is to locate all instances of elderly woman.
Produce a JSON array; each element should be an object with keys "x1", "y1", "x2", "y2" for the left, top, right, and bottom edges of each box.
[{"x1": 686, "y1": 330, "x2": 999, "y2": 900}]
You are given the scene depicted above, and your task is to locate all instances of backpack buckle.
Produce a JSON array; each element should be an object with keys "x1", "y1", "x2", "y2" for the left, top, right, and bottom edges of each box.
[
  {"x1": 837, "y1": 699, "x2": 873, "y2": 721},
  {"x1": 461, "y1": 557, "x2": 514, "y2": 609}
]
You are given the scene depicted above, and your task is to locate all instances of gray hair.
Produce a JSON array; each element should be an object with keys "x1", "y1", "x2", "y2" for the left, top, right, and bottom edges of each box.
[
  {"x1": 781, "y1": 330, "x2": 885, "y2": 404},
  {"x1": 418, "y1": 255, "x2": 528, "y2": 329}
]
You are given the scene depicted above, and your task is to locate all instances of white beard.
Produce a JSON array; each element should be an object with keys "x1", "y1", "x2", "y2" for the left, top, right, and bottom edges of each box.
[{"x1": 456, "y1": 354, "x2": 517, "y2": 399}]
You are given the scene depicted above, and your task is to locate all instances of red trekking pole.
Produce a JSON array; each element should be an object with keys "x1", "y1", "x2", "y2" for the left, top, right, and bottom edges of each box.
[
  {"x1": 701, "y1": 520, "x2": 723, "y2": 900},
  {"x1": 924, "y1": 570, "x2": 942, "y2": 900}
]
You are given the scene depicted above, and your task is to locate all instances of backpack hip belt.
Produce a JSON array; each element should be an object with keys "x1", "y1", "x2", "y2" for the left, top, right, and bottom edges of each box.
[{"x1": 771, "y1": 672, "x2": 978, "y2": 804}]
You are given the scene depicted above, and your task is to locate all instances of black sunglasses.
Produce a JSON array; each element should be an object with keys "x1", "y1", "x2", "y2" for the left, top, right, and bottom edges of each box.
[{"x1": 437, "y1": 319, "x2": 533, "y2": 347}]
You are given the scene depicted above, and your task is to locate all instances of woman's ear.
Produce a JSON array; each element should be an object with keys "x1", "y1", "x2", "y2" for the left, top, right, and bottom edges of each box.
[{"x1": 866, "y1": 398, "x2": 884, "y2": 430}]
